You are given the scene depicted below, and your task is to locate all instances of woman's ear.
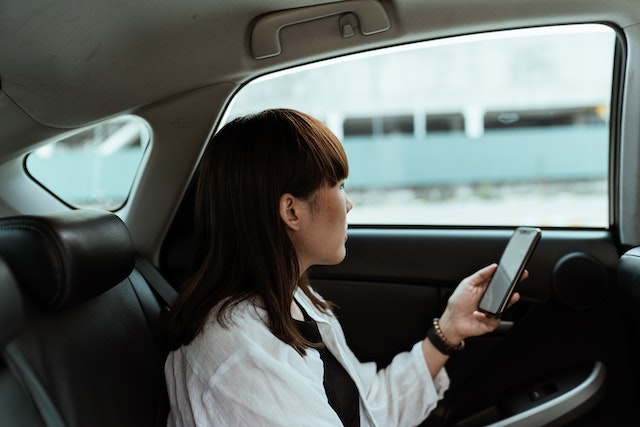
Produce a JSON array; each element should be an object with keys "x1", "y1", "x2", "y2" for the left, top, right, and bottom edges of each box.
[{"x1": 279, "y1": 193, "x2": 301, "y2": 231}]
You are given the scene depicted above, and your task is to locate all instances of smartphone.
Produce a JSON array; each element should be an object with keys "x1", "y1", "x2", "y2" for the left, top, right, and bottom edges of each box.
[{"x1": 478, "y1": 226, "x2": 541, "y2": 318}]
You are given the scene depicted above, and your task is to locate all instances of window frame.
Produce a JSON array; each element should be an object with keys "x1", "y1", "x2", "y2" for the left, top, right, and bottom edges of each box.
[
  {"x1": 23, "y1": 115, "x2": 151, "y2": 211},
  {"x1": 223, "y1": 23, "x2": 621, "y2": 230}
]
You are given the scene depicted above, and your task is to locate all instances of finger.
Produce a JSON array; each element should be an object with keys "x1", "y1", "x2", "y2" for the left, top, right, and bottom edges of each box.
[
  {"x1": 467, "y1": 263, "x2": 497, "y2": 288},
  {"x1": 506, "y1": 292, "x2": 520, "y2": 308},
  {"x1": 472, "y1": 310, "x2": 489, "y2": 320},
  {"x1": 472, "y1": 310, "x2": 501, "y2": 328},
  {"x1": 520, "y1": 270, "x2": 529, "y2": 281}
]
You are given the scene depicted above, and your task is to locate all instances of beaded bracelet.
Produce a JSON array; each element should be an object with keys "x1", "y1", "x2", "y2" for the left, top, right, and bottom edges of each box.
[{"x1": 427, "y1": 317, "x2": 465, "y2": 356}]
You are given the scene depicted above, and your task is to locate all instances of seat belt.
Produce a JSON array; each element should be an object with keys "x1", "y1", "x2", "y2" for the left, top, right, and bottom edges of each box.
[
  {"x1": 126, "y1": 256, "x2": 177, "y2": 427},
  {"x1": 133, "y1": 255, "x2": 178, "y2": 310},
  {"x1": 128, "y1": 255, "x2": 178, "y2": 349}
]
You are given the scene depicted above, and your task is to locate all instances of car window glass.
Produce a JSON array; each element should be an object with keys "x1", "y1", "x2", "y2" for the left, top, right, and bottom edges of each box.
[
  {"x1": 224, "y1": 24, "x2": 616, "y2": 228},
  {"x1": 25, "y1": 115, "x2": 149, "y2": 210}
]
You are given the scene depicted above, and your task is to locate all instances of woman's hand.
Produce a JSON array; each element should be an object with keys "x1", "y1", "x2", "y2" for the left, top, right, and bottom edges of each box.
[
  {"x1": 437, "y1": 264, "x2": 527, "y2": 345},
  {"x1": 422, "y1": 264, "x2": 528, "y2": 378}
]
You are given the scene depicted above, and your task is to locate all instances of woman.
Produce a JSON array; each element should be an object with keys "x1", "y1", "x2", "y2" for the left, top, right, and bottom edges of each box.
[{"x1": 164, "y1": 108, "x2": 520, "y2": 426}]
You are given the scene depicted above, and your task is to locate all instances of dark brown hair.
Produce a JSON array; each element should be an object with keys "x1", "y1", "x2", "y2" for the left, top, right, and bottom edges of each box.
[{"x1": 167, "y1": 109, "x2": 349, "y2": 354}]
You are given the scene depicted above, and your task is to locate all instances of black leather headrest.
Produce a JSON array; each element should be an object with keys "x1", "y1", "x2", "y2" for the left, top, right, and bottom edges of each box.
[
  {"x1": 0, "y1": 209, "x2": 135, "y2": 310},
  {"x1": 0, "y1": 257, "x2": 23, "y2": 346},
  {"x1": 619, "y1": 247, "x2": 640, "y2": 298}
]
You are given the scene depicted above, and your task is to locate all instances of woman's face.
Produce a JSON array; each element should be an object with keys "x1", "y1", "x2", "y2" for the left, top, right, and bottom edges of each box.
[{"x1": 287, "y1": 180, "x2": 353, "y2": 273}]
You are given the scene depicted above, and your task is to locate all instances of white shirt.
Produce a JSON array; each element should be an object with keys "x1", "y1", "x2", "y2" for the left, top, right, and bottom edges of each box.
[{"x1": 164, "y1": 287, "x2": 450, "y2": 427}]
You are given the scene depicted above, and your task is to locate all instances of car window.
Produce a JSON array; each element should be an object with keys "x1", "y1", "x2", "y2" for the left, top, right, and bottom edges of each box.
[
  {"x1": 25, "y1": 115, "x2": 149, "y2": 210},
  {"x1": 223, "y1": 24, "x2": 616, "y2": 228}
]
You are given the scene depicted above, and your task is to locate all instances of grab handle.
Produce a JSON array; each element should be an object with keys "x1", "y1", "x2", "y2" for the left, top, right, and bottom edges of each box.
[{"x1": 251, "y1": 0, "x2": 390, "y2": 59}]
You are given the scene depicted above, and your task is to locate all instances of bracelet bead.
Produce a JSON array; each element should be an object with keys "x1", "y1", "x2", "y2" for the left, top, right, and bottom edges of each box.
[{"x1": 427, "y1": 317, "x2": 465, "y2": 356}]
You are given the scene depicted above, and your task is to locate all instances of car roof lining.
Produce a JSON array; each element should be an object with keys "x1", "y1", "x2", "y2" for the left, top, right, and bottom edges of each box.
[
  {"x1": 2, "y1": 0, "x2": 640, "y2": 254},
  {"x1": 1, "y1": 1, "x2": 639, "y2": 133}
]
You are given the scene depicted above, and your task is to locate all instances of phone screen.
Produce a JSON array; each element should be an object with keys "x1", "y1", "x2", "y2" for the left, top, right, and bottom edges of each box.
[{"x1": 478, "y1": 227, "x2": 541, "y2": 317}]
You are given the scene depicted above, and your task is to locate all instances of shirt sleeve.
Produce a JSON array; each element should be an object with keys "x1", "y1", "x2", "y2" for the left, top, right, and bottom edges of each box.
[
  {"x1": 353, "y1": 341, "x2": 450, "y2": 427},
  {"x1": 166, "y1": 344, "x2": 346, "y2": 427},
  {"x1": 317, "y1": 313, "x2": 450, "y2": 427}
]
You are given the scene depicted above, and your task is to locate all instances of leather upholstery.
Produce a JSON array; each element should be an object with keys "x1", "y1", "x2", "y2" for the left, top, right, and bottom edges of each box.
[
  {"x1": 0, "y1": 209, "x2": 170, "y2": 427},
  {"x1": 0, "y1": 209, "x2": 135, "y2": 310},
  {"x1": 618, "y1": 246, "x2": 640, "y2": 374},
  {"x1": 0, "y1": 258, "x2": 23, "y2": 346},
  {"x1": 619, "y1": 247, "x2": 640, "y2": 299},
  {"x1": 0, "y1": 257, "x2": 49, "y2": 427}
]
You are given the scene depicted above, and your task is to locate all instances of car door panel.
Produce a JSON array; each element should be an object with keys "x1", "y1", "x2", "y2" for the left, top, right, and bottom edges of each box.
[
  {"x1": 307, "y1": 228, "x2": 635, "y2": 426},
  {"x1": 160, "y1": 197, "x2": 634, "y2": 426}
]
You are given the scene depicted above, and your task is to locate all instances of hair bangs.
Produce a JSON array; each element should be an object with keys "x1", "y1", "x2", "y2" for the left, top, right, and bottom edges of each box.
[{"x1": 291, "y1": 110, "x2": 349, "y2": 187}]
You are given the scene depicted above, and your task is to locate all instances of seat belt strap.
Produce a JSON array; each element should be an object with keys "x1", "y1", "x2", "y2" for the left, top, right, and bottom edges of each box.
[{"x1": 134, "y1": 255, "x2": 178, "y2": 309}]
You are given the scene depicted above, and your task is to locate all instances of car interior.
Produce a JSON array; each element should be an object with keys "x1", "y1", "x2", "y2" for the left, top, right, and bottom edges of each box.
[
  {"x1": 3, "y1": 0, "x2": 640, "y2": 426},
  {"x1": 0, "y1": 209, "x2": 177, "y2": 427}
]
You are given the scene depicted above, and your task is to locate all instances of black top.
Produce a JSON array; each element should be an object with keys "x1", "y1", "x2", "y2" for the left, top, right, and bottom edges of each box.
[{"x1": 294, "y1": 306, "x2": 360, "y2": 427}]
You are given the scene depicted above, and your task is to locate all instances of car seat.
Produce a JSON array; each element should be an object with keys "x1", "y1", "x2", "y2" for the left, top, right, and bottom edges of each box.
[
  {"x1": 0, "y1": 256, "x2": 50, "y2": 426},
  {"x1": 0, "y1": 209, "x2": 176, "y2": 427}
]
